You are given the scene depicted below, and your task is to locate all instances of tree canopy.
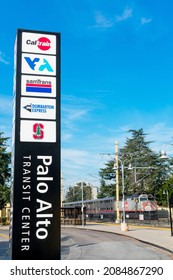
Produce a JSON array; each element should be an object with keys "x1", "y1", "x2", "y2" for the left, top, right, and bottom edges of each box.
[
  {"x1": 0, "y1": 132, "x2": 11, "y2": 210},
  {"x1": 98, "y1": 129, "x2": 173, "y2": 203},
  {"x1": 64, "y1": 182, "x2": 93, "y2": 203}
]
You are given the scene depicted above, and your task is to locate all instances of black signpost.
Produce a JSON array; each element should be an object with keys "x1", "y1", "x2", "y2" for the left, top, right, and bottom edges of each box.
[
  {"x1": 10, "y1": 29, "x2": 61, "y2": 260},
  {"x1": 169, "y1": 195, "x2": 173, "y2": 236}
]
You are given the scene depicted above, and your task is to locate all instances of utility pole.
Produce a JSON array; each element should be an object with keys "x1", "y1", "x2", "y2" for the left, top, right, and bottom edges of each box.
[
  {"x1": 61, "y1": 172, "x2": 63, "y2": 208},
  {"x1": 81, "y1": 182, "x2": 84, "y2": 227},
  {"x1": 115, "y1": 141, "x2": 120, "y2": 223},
  {"x1": 100, "y1": 146, "x2": 120, "y2": 223}
]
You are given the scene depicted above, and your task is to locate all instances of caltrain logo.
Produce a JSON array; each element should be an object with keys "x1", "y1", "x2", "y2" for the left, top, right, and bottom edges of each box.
[
  {"x1": 24, "y1": 57, "x2": 53, "y2": 72},
  {"x1": 26, "y1": 37, "x2": 51, "y2": 51},
  {"x1": 22, "y1": 32, "x2": 56, "y2": 55},
  {"x1": 33, "y1": 123, "x2": 44, "y2": 140},
  {"x1": 26, "y1": 79, "x2": 52, "y2": 93}
]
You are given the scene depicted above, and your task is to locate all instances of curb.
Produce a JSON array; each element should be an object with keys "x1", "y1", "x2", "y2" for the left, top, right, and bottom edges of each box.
[{"x1": 62, "y1": 225, "x2": 173, "y2": 257}]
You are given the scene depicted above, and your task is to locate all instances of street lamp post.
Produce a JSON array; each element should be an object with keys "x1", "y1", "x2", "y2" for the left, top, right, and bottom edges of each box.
[
  {"x1": 115, "y1": 141, "x2": 120, "y2": 223},
  {"x1": 163, "y1": 189, "x2": 169, "y2": 224},
  {"x1": 121, "y1": 161, "x2": 126, "y2": 224},
  {"x1": 115, "y1": 157, "x2": 129, "y2": 231},
  {"x1": 159, "y1": 149, "x2": 173, "y2": 236},
  {"x1": 119, "y1": 163, "x2": 155, "y2": 230},
  {"x1": 74, "y1": 182, "x2": 85, "y2": 227},
  {"x1": 81, "y1": 181, "x2": 84, "y2": 227}
]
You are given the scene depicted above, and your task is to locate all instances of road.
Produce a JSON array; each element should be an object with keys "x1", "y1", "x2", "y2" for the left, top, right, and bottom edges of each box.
[
  {"x1": 61, "y1": 227, "x2": 173, "y2": 260},
  {"x1": 1, "y1": 227, "x2": 172, "y2": 260},
  {"x1": 0, "y1": 227, "x2": 9, "y2": 260}
]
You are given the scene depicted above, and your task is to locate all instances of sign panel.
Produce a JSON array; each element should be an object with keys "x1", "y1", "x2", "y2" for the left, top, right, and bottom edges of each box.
[
  {"x1": 10, "y1": 29, "x2": 60, "y2": 260},
  {"x1": 22, "y1": 32, "x2": 56, "y2": 54},
  {"x1": 21, "y1": 75, "x2": 56, "y2": 97},
  {"x1": 20, "y1": 97, "x2": 56, "y2": 119},
  {"x1": 20, "y1": 120, "x2": 56, "y2": 142},
  {"x1": 21, "y1": 53, "x2": 56, "y2": 76}
]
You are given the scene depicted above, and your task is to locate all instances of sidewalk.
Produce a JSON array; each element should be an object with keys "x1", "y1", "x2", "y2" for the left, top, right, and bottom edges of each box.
[{"x1": 69, "y1": 222, "x2": 173, "y2": 254}]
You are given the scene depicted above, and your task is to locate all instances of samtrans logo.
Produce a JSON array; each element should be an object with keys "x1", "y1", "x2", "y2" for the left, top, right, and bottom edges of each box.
[{"x1": 26, "y1": 37, "x2": 51, "y2": 51}]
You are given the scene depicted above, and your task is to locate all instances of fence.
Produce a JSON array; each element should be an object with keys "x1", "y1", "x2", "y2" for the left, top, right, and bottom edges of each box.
[{"x1": 61, "y1": 206, "x2": 86, "y2": 225}]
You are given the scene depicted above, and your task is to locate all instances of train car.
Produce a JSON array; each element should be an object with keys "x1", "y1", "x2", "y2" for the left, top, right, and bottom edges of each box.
[
  {"x1": 119, "y1": 194, "x2": 158, "y2": 220},
  {"x1": 62, "y1": 194, "x2": 158, "y2": 222}
]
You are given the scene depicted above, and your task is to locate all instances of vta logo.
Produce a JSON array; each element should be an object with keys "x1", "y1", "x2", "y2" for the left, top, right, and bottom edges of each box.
[
  {"x1": 33, "y1": 123, "x2": 44, "y2": 139},
  {"x1": 24, "y1": 57, "x2": 53, "y2": 72}
]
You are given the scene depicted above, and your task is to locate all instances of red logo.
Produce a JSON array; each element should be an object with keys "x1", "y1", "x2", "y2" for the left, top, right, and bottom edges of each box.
[
  {"x1": 33, "y1": 123, "x2": 44, "y2": 139},
  {"x1": 37, "y1": 37, "x2": 51, "y2": 51}
]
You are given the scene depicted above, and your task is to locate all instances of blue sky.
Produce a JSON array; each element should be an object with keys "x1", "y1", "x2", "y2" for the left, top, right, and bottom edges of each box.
[{"x1": 1, "y1": 0, "x2": 173, "y2": 191}]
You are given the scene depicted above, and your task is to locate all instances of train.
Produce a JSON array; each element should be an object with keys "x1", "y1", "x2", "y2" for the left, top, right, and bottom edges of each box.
[{"x1": 62, "y1": 194, "x2": 158, "y2": 221}]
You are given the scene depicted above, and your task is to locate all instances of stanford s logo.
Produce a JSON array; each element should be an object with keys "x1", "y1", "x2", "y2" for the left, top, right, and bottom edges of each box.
[
  {"x1": 24, "y1": 57, "x2": 53, "y2": 72},
  {"x1": 33, "y1": 123, "x2": 44, "y2": 139}
]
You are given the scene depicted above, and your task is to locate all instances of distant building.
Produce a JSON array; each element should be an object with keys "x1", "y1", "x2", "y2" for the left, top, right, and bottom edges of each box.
[
  {"x1": 0, "y1": 203, "x2": 10, "y2": 221},
  {"x1": 90, "y1": 184, "x2": 98, "y2": 200}
]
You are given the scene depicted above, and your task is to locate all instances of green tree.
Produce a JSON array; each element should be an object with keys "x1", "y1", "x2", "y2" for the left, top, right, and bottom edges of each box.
[
  {"x1": 119, "y1": 129, "x2": 166, "y2": 195},
  {"x1": 64, "y1": 182, "x2": 93, "y2": 202},
  {"x1": 0, "y1": 132, "x2": 11, "y2": 210},
  {"x1": 98, "y1": 167, "x2": 115, "y2": 198},
  {"x1": 98, "y1": 129, "x2": 172, "y2": 201},
  {"x1": 0, "y1": 185, "x2": 10, "y2": 210},
  {"x1": 157, "y1": 176, "x2": 173, "y2": 206}
]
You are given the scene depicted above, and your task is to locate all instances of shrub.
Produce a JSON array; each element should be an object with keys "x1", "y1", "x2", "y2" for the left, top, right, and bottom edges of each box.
[{"x1": 1, "y1": 216, "x2": 7, "y2": 225}]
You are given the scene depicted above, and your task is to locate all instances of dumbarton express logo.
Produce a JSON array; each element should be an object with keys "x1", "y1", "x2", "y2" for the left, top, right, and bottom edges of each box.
[
  {"x1": 33, "y1": 123, "x2": 44, "y2": 139},
  {"x1": 26, "y1": 37, "x2": 51, "y2": 51}
]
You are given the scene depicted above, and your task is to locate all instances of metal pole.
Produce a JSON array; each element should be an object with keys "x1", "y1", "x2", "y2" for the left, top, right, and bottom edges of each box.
[
  {"x1": 169, "y1": 203, "x2": 173, "y2": 236},
  {"x1": 169, "y1": 196, "x2": 173, "y2": 236},
  {"x1": 61, "y1": 172, "x2": 63, "y2": 208},
  {"x1": 121, "y1": 162, "x2": 125, "y2": 223},
  {"x1": 81, "y1": 182, "x2": 84, "y2": 227},
  {"x1": 134, "y1": 167, "x2": 137, "y2": 184},
  {"x1": 115, "y1": 141, "x2": 120, "y2": 223},
  {"x1": 167, "y1": 190, "x2": 170, "y2": 225}
]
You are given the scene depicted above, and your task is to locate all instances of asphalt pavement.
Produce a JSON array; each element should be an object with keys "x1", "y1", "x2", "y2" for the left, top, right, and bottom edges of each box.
[
  {"x1": 1, "y1": 222, "x2": 173, "y2": 259},
  {"x1": 64, "y1": 222, "x2": 173, "y2": 253}
]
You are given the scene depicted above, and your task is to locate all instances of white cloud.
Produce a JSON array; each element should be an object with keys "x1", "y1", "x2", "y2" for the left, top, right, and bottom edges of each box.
[
  {"x1": 116, "y1": 7, "x2": 133, "y2": 22},
  {"x1": 62, "y1": 107, "x2": 89, "y2": 131},
  {"x1": 92, "y1": 11, "x2": 114, "y2": 28},
  {"x1": 0, "y1": 95, "x2": 13, "y2": 141},
  {"x1": 62, "y1": 132, "x2": 73, "y2": 142},
  {"x1": 0, "y1": 95, "x2": 12, "y2": 112},
  {"x1": 61, "y1": 148, "x2": 103, "y2": 185},
  {"x1": 141, "y1": 17, "x2": 152, "y2": 25},
  {"x1": 67, "y1": 109, "x2": 88, "y2": 121},
  {"x1": 0, "y1": 51, "x2": 9, "y2": 64},
  {"x1": 62, "y1": 94, "x2": 97, "y2": 132},
  {"x1": 62, "y1": 148, "x2": 90, "y2": 166},
  {"x1": 146, "y1": 123, "x2": 173, "y2": 153},
  {"x1": 91, "y1": 7, "x2": 133, "y2": 30}
]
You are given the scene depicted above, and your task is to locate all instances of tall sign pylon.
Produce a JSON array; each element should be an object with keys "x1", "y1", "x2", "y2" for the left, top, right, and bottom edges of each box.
[{"x1": 10, "y1": 29, "x2": 61, "y2": 260}]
